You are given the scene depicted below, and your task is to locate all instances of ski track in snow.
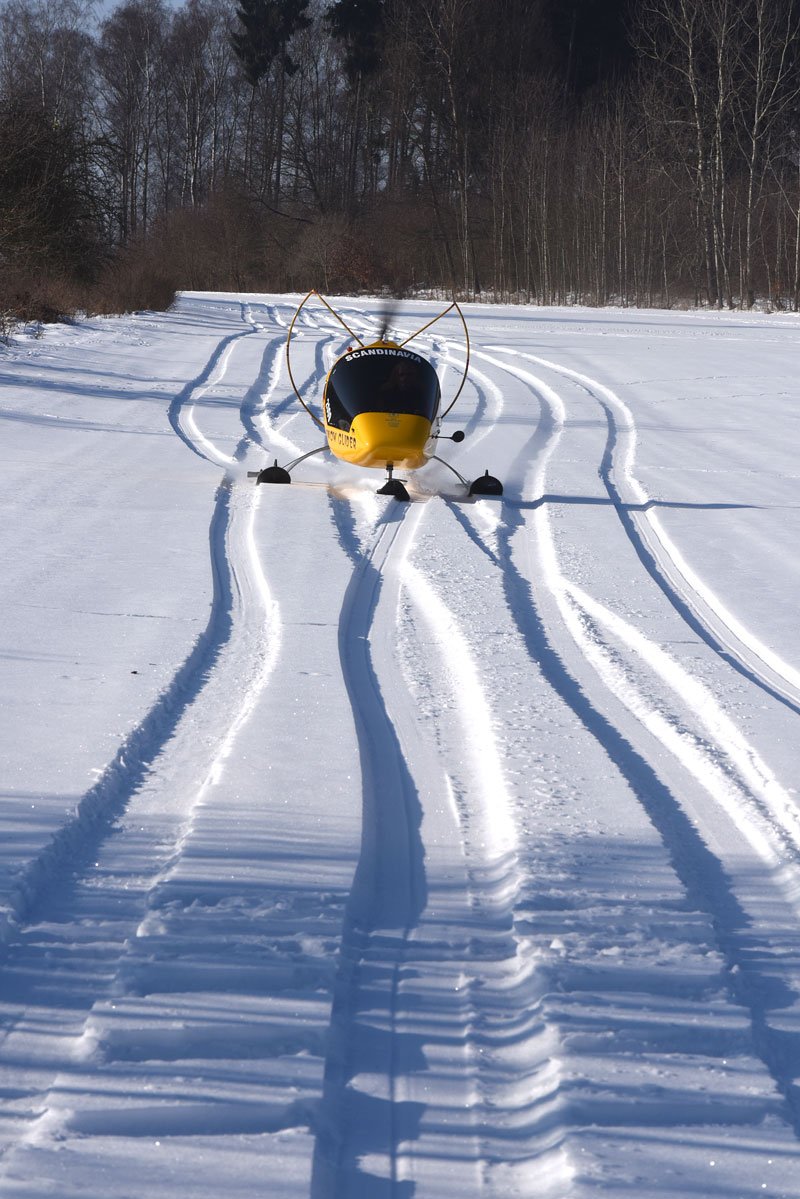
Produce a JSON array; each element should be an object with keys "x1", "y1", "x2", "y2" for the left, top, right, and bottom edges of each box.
[
  {"x1": 494, "y1": 347, "x2": 800, "y2": 717},
  {"x1": 168, "y1": 303, "x2": 259, "y2": 465},
  {"x1": 0, "y1": 307, "x2": 285, "y2": 1171},
  {"x1": 474, "y1": 347, "x2": 800, "y2": 1142},
  {"x1": 303, "y1": 311, "x2": 576, "y2": 1194},
  {"x1": 0, "y1": 307, "x2": 275, "y2": 946},
  {"x1": 313, "y1": 489, "x2": 574, "y2": 1197},
  {"x1": 477, "y1": 352, "x2": 800, "y2": 863},
  {"x1": 311, "y1": 499, "x2": 430, "y2": 1197},
  {"x1": 3, "y1": 297, "x2": 800, "y2": 1196}
]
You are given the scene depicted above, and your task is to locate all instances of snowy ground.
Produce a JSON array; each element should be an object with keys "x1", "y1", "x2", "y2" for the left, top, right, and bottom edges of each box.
[{"x1": 1, "y1": 293, "x2": 800, "y2": 1197}]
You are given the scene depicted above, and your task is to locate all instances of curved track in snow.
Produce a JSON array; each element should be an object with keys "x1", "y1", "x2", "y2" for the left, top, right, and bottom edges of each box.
[
  {"x1": 311, "y1": 487, "x2": 574, "y2": 1197},
  {"x1": 497, "y1": 347, "x2": 800, "y2": 717},
  {"x1": 477, "y1": 348, "x2": 800, "y2": 1143},
  {"x1": 0, "y1": 309, "x2": 274, "y2": 946},
  {"x1": 0, "y1": 308, "x2": 284, "y2": 1171}
]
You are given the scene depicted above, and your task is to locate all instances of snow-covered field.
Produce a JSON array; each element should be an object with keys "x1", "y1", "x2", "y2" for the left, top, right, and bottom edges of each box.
[{"x1": 2, "y1": 293, "x2": 800, "y2": 1197}]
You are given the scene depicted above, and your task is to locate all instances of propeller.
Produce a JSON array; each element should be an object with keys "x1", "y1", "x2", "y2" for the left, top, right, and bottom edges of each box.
[{"x1": 376, "y1": 300, "x2": 399, "y2": 343}]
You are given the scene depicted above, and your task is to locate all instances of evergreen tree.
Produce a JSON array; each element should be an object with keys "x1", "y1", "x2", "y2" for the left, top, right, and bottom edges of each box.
[
  {"x1": 545, "y1": 0, "x2": 633, "y2": 96},
  {"x1": 231, "y1": 0, "x2": 311, "y2": 84},
  {"x1": 326, "y1": 0, "x2": 384, "y2": 83}
]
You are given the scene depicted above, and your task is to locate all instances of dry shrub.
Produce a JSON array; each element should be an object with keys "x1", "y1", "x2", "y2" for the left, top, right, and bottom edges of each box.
[
  {"x1": 362, "y1": 193, "x2": 454, "y2": 295},
  {"x1": 90, "y1": 245, "x2": 178, "y2": 315},
  {"x1": 0, "y1": 268, "x2": 86, "y2": 329},
  {"x1": 140, "y1": 191, "x2": 272, "y2": 292},
  {"x1": 290, "y1": 215, "x2": 386, "y2": 293},
  {"x1": 0, "y1": 252, "x2": 178, "y2": 330},
  {"x1": 0, "y1": 185, "x2": 454, "y2": 336}
]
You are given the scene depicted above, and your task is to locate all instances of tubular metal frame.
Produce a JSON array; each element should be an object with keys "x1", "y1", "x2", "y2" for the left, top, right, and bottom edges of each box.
[{"x1": 285, "y1": 290, "x2": 471, "y2": 429}]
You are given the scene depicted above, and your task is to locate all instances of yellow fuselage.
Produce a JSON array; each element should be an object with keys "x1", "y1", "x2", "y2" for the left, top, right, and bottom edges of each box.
[{"x1": 324, "y1": 411, "x2": 433, "y2": 471}]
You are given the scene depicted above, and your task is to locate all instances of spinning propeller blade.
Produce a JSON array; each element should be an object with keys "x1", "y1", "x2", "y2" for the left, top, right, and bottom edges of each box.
[{"x1": 376, "y1": 301, "x2": 399, "y2": 343}]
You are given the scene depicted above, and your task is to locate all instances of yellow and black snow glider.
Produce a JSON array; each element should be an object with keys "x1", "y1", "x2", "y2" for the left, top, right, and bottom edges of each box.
[{"x1": 254, "y1": 290, "x2": 502, "y2": 501}]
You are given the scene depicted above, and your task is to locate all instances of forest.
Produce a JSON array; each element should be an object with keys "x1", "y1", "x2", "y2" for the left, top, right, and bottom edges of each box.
[{"x1": 2, "y1": 0, "x2": 800, "y2": 324}]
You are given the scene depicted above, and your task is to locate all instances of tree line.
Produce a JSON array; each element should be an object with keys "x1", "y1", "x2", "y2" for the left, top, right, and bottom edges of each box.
[{"x1": 2, "y1": 0, "x2": 800, "y2": 325}]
